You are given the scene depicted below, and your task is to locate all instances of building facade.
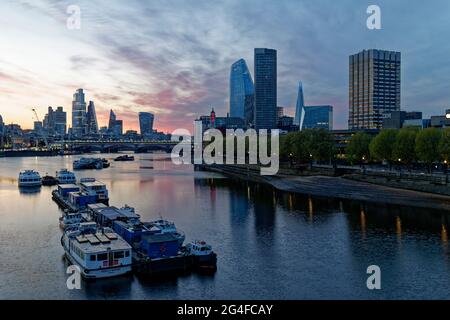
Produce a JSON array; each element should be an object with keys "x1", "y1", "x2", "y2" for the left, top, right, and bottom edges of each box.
[
  {"x1": 349, "y1": 49, "x2": 401, "y2": 130},
  {"x1": 229, "y1": 58, "x2": 255, "y2": 124},
  {"x1": 294, "y1": 81, "x2": 304, "y2": 128},
  {"x1": 302, "y1": 105, "x2": 333, "y2": 130},
  {"x1": 254, "y1": 48, "x2": 277, "y2": 130},
  {"x1": 139, "y1": 112, "x2": 155, "y2": 136},
  {"x1": 86, "y1": 101, "x2": 99, "y2": 134},
  {"x1": 72, "y1": 89, "x2": 87, "y2": 136},
  {"x1": 108, "y1": 110, "x2": 123, "y2": 137}
]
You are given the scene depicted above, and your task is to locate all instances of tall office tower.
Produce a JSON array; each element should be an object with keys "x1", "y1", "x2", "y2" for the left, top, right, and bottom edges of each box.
[
  {"x1": 54, "y1": 107, "x2": 67, "y2": 137},
  {"x1": 349, "y1": 49, "x2": 401, "y2": 129},
  {"x1": 254, "y1": 48, "x2": 277, "y2": 130},
  {"x1": 302, "y1": 105, "x2": 333, "y2": 130},
  {"x1": 139, "y1": 112, "x2": 154, "y2": 136},
  {"x1": 43, "y1": 106, "x2": 55, "y2": 135},
  {"x1": 0, "y1": 114, "x2": 4, "y2": 135},
  {"x1": 72, "y1": 89, "x2": 87, "y2": 136},
  {"x1": 229, "y1": 58, "x2": 255, "y2": 124},
  {"x1": 108, "y1": 109, "x2": 116, "y2": 131},
  {"x1": 86, "y1": 101, "x2": 99, "y2": 134},
  {"x1": 294, "y1": 81, "x2": 305, "y2": 128}
]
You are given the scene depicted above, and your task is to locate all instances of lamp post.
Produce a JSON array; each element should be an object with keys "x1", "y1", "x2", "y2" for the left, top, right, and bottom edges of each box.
[{"x1": 445, "y1": 160, "x2": 448, "y2": 184}]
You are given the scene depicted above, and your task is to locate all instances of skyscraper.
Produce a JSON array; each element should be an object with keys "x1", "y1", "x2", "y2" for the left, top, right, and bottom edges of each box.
[
  {"x1": 54, "y1": 107, "x2": 67, "y2": 137},
  {"x1": 86, "y1": 101, "x2": 99, "y2": 134},
  {"x1": 294, "y1": 81, "x2": 304, "y2": 128},
  {"x1": 302, "y1": 105, "x2": 333, "y2": 130},
  {"x1": 0, "y1": 114, "x2": 4, "y2": 135},
  {"x1": 108, "y1": 110, "x2": 123, "y2": 137},
  {"x1": 254, "y1": 48, "x2": 277, "y2": 130},
  {"x1": 229, "y1": 59, "x2": 255, "y2": 124},
  {"x1": 72, "y1": 89, "x2": 87, "y2": 136},
  {"x1": 349, "y1": 49, "x2": 401, "y2": 129},
  {"x1": 139, "y1": 112, "x2": 154, "y2": 136},
  {"x1": 43, "y1": 106, "x2": 55, "y2": 135}
]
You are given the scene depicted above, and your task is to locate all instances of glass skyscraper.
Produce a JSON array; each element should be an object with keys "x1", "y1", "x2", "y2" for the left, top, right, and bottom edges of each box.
[
  {"x1": 72, "y1": 89, "x2": 87, "y2": 137},
  {"x1": 302, "y1": 105, "x2": 333, "y2": 130},
  {"x1": 86, "y1": 101, "x2": 99, "y2": 134},
  {"x1": 139, "y1": 112, "x2": 154, "y2": 135},
  {"x1": 349, "y1": 49, "x2": 401, "y2": 129},
  {"x1": 229, "y1": 59, "x2": 255, "y2": 124},
  {"x1": 254, "y1": 48, "x2": 277, "y2": 130},
  {"x1": 294, "y1": 81, "x2": 304, "y2": 128}
]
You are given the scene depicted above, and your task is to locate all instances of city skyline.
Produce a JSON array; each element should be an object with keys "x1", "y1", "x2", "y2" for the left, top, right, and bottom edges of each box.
[{"x1": 1, "y1": 1, "x2": 450, "y2": 132}]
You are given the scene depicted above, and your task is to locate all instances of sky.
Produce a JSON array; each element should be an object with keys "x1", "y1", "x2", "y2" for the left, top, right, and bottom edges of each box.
[{"x1": 0, "y1": 0, "x2": 450, "y2": 133}]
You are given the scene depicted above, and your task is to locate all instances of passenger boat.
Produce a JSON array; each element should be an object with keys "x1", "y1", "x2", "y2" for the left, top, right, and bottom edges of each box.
[
  {"x1": 61, "y1": 222, "x2": 132, "y2": 279},
  {"x1": 59, "y1": 212, "x2": 83, "y2": 229},
  {"x1": 18, "y1": 170, "x2": 42, "y2": 187},
  {"x1": 42, "y1": 175, "x2": 58, "y2": 186},
  {"x1": 80, "y1": 178, "x2": 109, "y2": 205},
  {"x1": 114, "y1": 155, "x2": 135, "y2": 162},
  {"x1": 56, "y1": 169, "x2": 76, "y2": 184}
]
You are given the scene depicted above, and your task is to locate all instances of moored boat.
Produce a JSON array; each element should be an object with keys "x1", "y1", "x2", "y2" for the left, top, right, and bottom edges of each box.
[
  {"x1": 42, "y1": 175, "x2": 58, "y2": 186},
  {"x1": 59, "y1": 212, "x2": 83, "y2": 229},
  {"x1": 114, "y1": 155, "x2": 135, "y2": 162},
  {"x1": 61, "y1": 222, "x2": 132, "y2": 279},
  {"x1": 18, "y1": 170, "x2": 42, "y2": 187},
  {"x1": 56, "y1": 169, "x2": 76, "y2": 184}
]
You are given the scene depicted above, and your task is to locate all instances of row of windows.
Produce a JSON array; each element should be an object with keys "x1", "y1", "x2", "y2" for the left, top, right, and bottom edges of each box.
[{"x1": 88, "y1": 250, "x2": 130, "y2": 262}]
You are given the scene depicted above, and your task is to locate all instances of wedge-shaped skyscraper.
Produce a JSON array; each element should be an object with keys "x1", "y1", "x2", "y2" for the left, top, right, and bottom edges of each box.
[
  {"x1": 229, "y1": 59, "x2": 255, "y2": 124},
  {"x1": 294, "y1": 81, "x2": 304, "y2": 129}
]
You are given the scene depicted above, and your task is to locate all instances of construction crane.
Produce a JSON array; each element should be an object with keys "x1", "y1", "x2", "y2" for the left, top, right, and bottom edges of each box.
[{"x1": 32, "y1": 108, "x2": 49, "y2": 149}]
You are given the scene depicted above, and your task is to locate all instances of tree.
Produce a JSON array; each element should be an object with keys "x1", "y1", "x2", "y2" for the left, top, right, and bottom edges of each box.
[
  {"x1": 280, "y1": 132, "x2": 295, "y2": 160},
  {"x1": 393, "y1": 127, "x2": 418, "y2": 166},
  {"x1": 369, "y1": 129, "x2": 398, "y2": 167},
  {"x1": 439, "y1": 128, "x2": 450, "y2": 163},
  {"x1": 415, "y1": 127, "x2": 442, "y2": 173},
  {"x1": 346, "y1": 132, "x2": 372, "y2": 164},
  {"x1": 309, "y1": 129, "x2": 335, "y2": 163}
]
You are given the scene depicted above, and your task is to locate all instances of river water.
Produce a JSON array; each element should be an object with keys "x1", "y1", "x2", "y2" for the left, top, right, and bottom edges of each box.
[{"x1": 1, "y1": 153, "x2": 450, "y2": 300}]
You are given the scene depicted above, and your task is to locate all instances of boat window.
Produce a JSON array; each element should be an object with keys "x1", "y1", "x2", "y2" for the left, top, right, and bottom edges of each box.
[
  {"x1": 90, "y1": 255, "x2": 96, "y2": 261},
  {"x1": 97, "y1": 253, "x2": 107, "y2": 261},
  {"x1": 114, "y1": 251, "x2": 124, "y2": 259},
  {"x1": 201, "y1": 247, "x2": 206, "y2": 251},
  {"x1": 125, "y1": 251, "x2": 130, "y2": 257}
]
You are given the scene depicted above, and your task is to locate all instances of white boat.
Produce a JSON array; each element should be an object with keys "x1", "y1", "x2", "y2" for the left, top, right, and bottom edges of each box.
[
  {"x1": 146, "y1": 219, "x2": 185, "y2": 246},
  {"x1": 56, "y1": 169, "x2": 76, "y2": 184},
  {"x1": 18, "y1": 170, "x2": 42, "y2": 187},
  {"x1": 61, "y1": 222, "x2": 132, "y2": 279},
  {"x1": 186, "y1": 240, "x2": 214, "y2": 256},
  {"x1": 59, "y1": 212, "x2": 83, "y2": 229}
]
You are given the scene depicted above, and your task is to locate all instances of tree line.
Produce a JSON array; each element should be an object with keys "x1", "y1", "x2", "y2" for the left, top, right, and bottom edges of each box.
[{"x1": 280, "y1": 127, "x2": 450, "y2": 171}]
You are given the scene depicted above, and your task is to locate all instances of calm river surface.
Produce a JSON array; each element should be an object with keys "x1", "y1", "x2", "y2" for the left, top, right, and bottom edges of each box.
[{"x1": 1, "y1": 153, "x2": 450, "y2": 300}]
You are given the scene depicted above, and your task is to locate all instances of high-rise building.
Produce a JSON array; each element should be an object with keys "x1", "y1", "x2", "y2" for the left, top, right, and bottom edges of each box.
[
  {"x1": 54, "y1": 107, "x2": 67, "y2": 137},
  {"x1": 139, "y1": 112, "x2": 154, "y2": 136},
  {"x1": 349, "y1": 49, "x2": 401, "y2": 129},
  {"x1": 294, "y1": 82, "x2": 304, "y2": 128},
  {"x1": 276, "y1": 106, "x2": 284, "y2": 122},
  {"x1": 86, "y1": 101, "x2": 99, "y2": 134},
  {"x1": 302, "y1": 105, "x2": 333, "y2": 130},
  {"x1": 34, "y1": 121, "x2": 43, "y2": 132},
  {"x1": 43, "y1": 106, "x2": 55, "y2": 135},
  {"x1": 229, "y1": 58, "x2": 255, "y2": 124},
  {"x1": 254, "y1": 48, "x2": 277, "y2": 130},
  {"x1": 0, "y1": 114, "x2": 5, "y2": 135},
  {"x1": 108, "y1": 110, "x2": 123, "y2": 137},
  {"x1": 72, "y1": 89, "x2": 87, "y2": 136}
]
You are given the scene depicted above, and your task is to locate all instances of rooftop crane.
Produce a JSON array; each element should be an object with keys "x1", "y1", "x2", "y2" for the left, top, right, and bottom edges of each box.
[{"x1": 32, "y1": 108, "x2": 49, "y2": 149}]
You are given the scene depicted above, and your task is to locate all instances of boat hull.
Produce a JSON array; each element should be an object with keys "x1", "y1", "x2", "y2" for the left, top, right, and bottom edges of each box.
[{"x1": 64, "y1": 252, "x2": 132, "y2": 279}]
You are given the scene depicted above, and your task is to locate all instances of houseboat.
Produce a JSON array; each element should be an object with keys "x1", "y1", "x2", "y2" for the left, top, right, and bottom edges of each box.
[
  {"x1": 61, "y1": 222, "x2": 132, "y2": 279},
  {"x1": 18, "y1": 170, "x2": 42, "y2": 187},
  {"x1": 56, "y1": 169, "x2": 76, "y2": 184},
  {"x1": 146, "y1": 219, "x2": 185, "y2": 246},
  {"x1": 79, "y1": 178, "x2": 109, "y2": 205}
]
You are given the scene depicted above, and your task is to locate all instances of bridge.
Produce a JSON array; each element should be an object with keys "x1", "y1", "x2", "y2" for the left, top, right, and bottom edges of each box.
[{"x1": 50, "y1": 139, "x2": 187, "y2": 153}]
